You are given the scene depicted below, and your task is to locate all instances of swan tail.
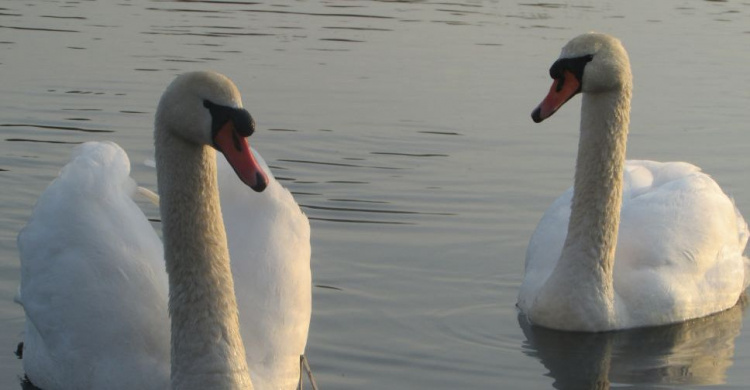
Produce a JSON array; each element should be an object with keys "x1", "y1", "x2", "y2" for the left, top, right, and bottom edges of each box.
[
  {"x1": 728, "y1": 197, "x2": 750, "y2": 289},
  {"x1": 731, "y1": 197, "x2": 750, "y2": 248},
  {"x1": 13, "y1": 287, "x2": 22, "y2": 307}
]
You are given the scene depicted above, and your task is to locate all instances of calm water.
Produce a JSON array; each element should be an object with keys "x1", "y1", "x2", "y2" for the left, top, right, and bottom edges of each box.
[{"x1": 1, "y1": 1, "x2": 750, "y2": 389}]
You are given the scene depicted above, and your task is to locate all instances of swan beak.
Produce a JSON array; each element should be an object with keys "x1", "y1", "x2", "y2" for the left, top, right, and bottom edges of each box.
[
  {"x1": 213, "y1": 121, "x2": 269, "y2": 192},
  {"x1": 531, "y1": 70, "x2": 581, "y2": 123}
]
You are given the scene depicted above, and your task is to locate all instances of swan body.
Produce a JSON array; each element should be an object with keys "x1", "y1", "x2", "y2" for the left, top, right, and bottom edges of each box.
[
  {"x1": 518, "y1": 33, "x2": 749, "y2": 331},
  {"x1": 17, "y1": 71, "x2": 311, "y2": 389}
]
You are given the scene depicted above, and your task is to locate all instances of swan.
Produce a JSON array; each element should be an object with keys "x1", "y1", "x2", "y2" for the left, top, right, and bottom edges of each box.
[
  {"x1": 517, "y1": 33, "x2": 749, "y2": 331},
  {"x1": 16, "y1": 71, "x2": 311, "y2": 389}
]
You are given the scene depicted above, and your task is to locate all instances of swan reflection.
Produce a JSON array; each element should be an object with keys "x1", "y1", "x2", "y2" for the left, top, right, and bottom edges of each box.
[{"x1": 519, "y1": 296, "x2": 747, "y2": 389}]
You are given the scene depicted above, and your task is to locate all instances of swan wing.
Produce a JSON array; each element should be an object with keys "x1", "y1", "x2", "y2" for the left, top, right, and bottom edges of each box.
[
  {"x1": 615, "y1": 160, "x2": 748, "y2": 325},
  {"x1": 17, "y1": 142, "x2": 170, "y2": 390},
  {"x1": 518, "y1": 186, "x2": 573, "y2": 312},
  {"x1": 218, "y1": 151, "x2": 312, "y2": 389}
]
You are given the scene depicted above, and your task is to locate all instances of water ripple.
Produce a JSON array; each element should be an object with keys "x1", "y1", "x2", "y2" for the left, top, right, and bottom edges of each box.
[
  {"x1": 278, "y1": 159, "x2": 401, "y2": 170},
  {"x1": 519, "y1": 2, "x2": 568, "y2": 8},
  {"x1": 315, "y1": 284, "x2": 343, "y2": 291},
  {"x1": 308, "y1": 216, "x2": 414, "y2": 225},
  {"x1": 143, "y1": 30, "x2": 274, "y2": 38},
  {"x1": 173, "y1": 0, "x2": 262, "y2": 5},
  {"x1": 371, "y1": 152, "x2": 448, "y2": 158},
  {"x1": 40, "y1": 15, "x2": 87, "y2": 20},
  {"x1": 0, "y1": 123, "x2": 113, "y2": 134},
  {"x1": 325, "y1": 180, "x2": 368, "y2": 184},
  {"x1": 0, "y1": 25, "x2": 79, "y2": 33},
  {"x1": 323, "y1": 26, "x2": 393, "y2": 32},
  {"x1": 242, "y1": 9, "x2": 394, "y2": 19},
  {"x1": 267, "y1": 128, "x2": 299, "y2": 132},
  {"x1": 6, "y1": 138, "x2": 82, "y2": 145},
  {"x1": 145, "y1": 8, "x2": 224, "y2": 14},
  {"x1": 301, "y1": 204, "x2": 454, "y2": 216},
  {"x1": 319, "y1": 38, "x2": 365, "y2": 43},
  {"x1": 418, "y1": 130, "x2": 462, "y2": 136},
  {"x1": 329, "y1": 198, "x2": 389, "y2": 204}
]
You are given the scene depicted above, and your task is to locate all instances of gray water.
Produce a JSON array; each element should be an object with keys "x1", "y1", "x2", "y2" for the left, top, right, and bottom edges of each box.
[{"x1": 1, "y1": 1, "x2": 750, "y2": 389}]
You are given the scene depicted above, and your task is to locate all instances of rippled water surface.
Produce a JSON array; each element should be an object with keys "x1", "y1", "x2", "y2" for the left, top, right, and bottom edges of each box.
[{"x1": 2, "y1": 1, "x2": 750, "y2": 389}]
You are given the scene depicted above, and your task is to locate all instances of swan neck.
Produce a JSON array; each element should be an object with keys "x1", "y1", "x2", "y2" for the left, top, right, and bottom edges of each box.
[
  {"x1": 155, "y1": 131, "x2": 253, "y2": 389},
  {"x1": 560, "y1": 87, "x2": 631, "y2": 297}
]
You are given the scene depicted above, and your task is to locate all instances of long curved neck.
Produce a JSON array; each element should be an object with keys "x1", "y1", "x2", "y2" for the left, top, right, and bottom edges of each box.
[
  {"x1": 564, "y1": 89, "x2": 631, "y2": 266},
  {"x1": 557, "y1": 86, "x2": 631, "y2": 325},
  {"x1": 155, "y1": 130, "x2": 253, "y2": 390}
]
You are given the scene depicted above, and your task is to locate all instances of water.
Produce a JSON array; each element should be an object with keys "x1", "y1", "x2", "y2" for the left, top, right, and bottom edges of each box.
[{"x1": 1, "y1": 0, "x2": 749, "y2": 389}]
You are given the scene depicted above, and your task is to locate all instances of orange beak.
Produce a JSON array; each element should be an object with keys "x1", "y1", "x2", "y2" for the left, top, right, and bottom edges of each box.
[
  {"x1": 531, "y1": 70, "x2": 581, "y2": 123},
  {"x1": 213, "y1": 121, "x2": 268, "y2": 192}
]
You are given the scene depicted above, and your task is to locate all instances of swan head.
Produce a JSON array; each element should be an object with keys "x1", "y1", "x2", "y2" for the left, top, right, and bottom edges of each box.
[
  {"x1": 156, "y1": 71, "x2": 268, "y2": 192},
  {"x1": 532, "y1": 32, "x2": 632, "y2": 123}
]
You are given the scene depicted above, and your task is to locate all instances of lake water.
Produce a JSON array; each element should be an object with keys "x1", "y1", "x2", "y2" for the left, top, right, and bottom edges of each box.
[{"x1": 1, "y1": 0, "x2": 750, "y2": 389}]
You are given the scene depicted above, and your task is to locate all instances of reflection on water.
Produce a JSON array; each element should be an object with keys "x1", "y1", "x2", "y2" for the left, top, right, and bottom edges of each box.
[{"x1": 520, "y1": 297, "x2": 748, "y2": 390}]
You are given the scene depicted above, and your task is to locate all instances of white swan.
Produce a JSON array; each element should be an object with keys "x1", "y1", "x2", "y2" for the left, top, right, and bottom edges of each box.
[
  {"x1": 517, "y1": 33, "x2": 749, "y2": 331},
  {"x1": 17, "y1": 71, "x2": 311, "y2": 389}
]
